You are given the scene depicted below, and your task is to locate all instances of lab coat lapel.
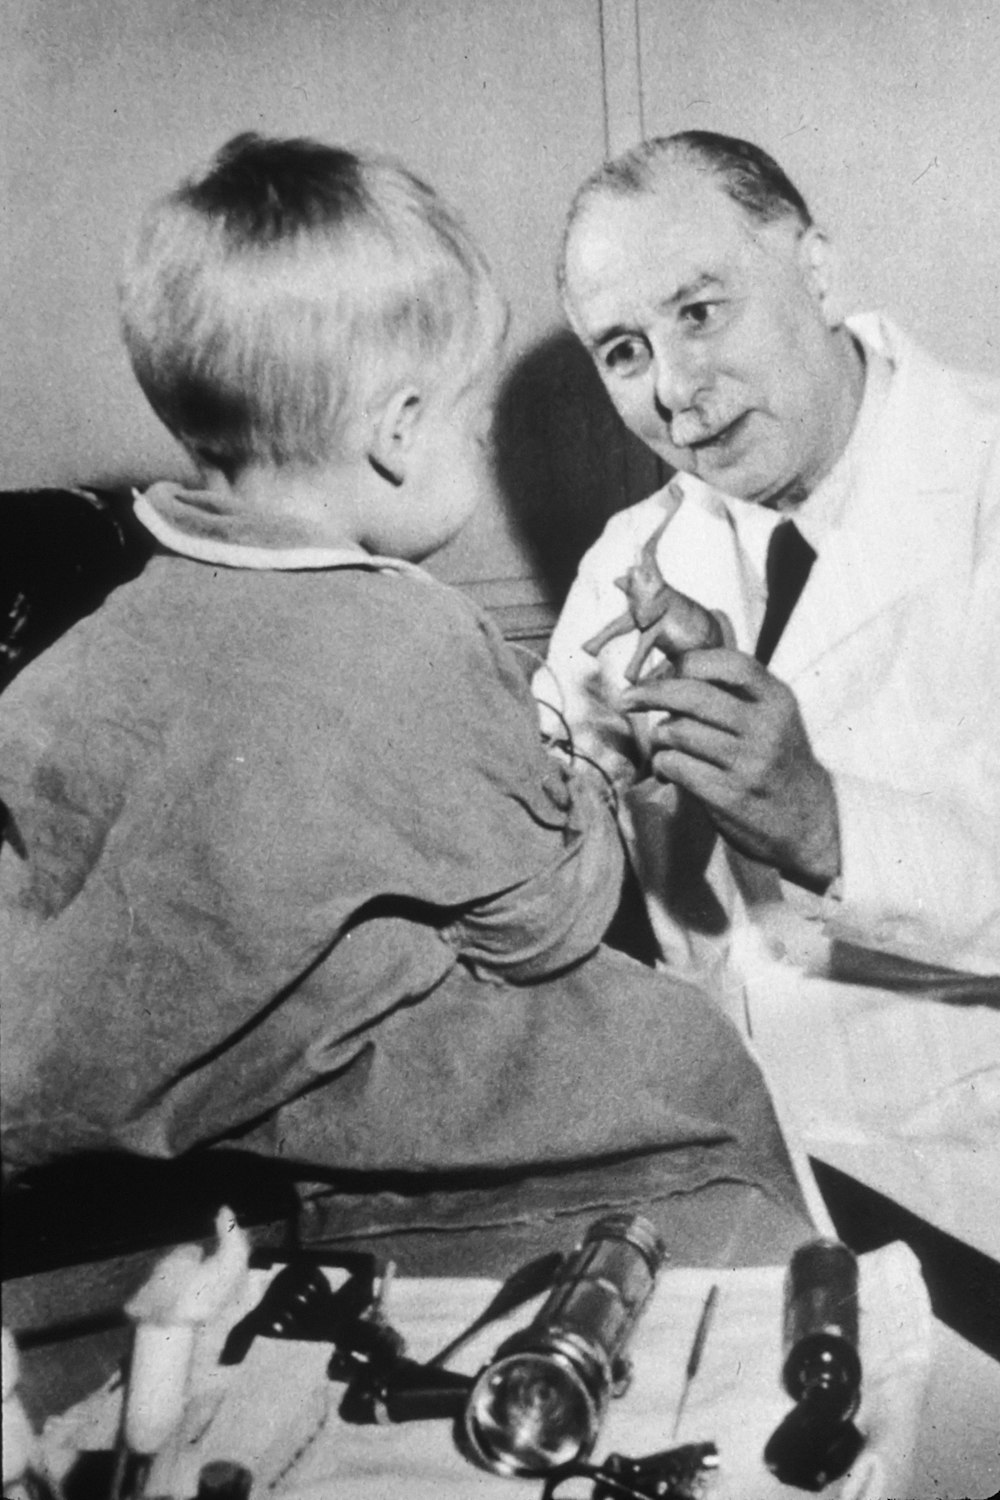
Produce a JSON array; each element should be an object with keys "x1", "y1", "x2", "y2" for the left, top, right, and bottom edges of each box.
[{"x1": 768, "y1": 321, "x2": 976, "y2": 705}]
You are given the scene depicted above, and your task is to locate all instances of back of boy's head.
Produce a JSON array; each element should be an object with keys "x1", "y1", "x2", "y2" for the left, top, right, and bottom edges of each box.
[{"x1": 120, "y1": 133, "x2": 507, "y2": 478}]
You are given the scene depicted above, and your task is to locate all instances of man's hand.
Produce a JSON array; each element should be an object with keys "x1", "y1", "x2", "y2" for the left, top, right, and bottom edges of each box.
[{"x1": 622, "y1": 648, "x2": 841, "y2": 891}]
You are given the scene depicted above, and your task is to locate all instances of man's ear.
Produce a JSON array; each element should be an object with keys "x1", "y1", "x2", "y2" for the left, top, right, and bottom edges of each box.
[
  {"x1": 367, "y1": 387, "x2": 422, "y2": 487},
  {"x1": 798, "y1": 226, "x2": 843, "y2": 327}
]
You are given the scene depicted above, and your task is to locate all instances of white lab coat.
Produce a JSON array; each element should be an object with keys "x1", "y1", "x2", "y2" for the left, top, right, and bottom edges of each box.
[{"x1": 538, "y1": 314, "x2": 1000, "y2": 1256}]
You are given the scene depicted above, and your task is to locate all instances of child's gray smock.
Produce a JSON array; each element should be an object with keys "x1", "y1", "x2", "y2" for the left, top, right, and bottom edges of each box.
[{"x1": 0, "y1": 483, "x2": 808, "y2": 1257}]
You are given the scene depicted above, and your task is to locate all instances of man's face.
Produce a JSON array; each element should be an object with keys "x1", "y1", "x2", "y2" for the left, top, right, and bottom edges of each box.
[{"x1": 563, "y1": 169, "x2": 852, "y2": 507}]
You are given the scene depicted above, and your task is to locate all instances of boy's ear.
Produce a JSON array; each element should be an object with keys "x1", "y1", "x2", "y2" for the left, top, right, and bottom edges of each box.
[{"x1": 367, "y1": 387, "x2": 422, "y2": 487}]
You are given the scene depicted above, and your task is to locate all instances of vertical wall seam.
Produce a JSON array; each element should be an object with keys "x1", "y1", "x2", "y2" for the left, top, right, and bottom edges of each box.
[
  {"x1": 634, "y1": 0, "x2": 646, "y2": 140},
  {"x1": 599, "y1": 0, "x2": 644, "y2": 157},
  {"x1": 598, "y1": 0, "x2": 611, "y2": 158}
]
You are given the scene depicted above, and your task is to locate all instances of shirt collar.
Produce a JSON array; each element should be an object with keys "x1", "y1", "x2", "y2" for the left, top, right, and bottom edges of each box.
[{"x1": 133, "y1": 482, "x2": 419, "y2": 577}]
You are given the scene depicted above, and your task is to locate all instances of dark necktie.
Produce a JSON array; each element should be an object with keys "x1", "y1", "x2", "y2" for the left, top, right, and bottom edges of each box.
[{"x1": 755, "y1": 519, "x2": 816, "y2": 666}]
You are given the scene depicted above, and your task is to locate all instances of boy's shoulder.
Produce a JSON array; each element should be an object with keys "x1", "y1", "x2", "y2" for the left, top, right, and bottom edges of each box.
[
  {"x1": 313, "y1": 562, "x2": 515, "y2": 687},
  {"x1": 341, "y1": 559, "x2": 484, "y2": 627},
  {"x1": 287, "y1": 563, "x2": 534, "y2": 725},
  {"x1": 0, "y1": 554, "x2": 519, "y2": 757}
]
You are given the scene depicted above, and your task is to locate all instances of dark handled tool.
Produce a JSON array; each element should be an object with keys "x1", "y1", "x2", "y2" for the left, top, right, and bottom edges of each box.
[{"x1": 671, "y1": 1283, "x2": 719, "y2": 1440}]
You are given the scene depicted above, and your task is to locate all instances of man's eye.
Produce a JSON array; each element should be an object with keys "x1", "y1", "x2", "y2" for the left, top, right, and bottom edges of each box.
[
  {"x1": 681, "y1": 301, "x2": 718, "y2": 330},
  {"x1": 601, "y1": 338, "x2": 650, "y2": 376}
]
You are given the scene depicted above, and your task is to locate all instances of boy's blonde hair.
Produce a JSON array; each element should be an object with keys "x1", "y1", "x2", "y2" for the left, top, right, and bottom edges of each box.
[{"x1": 120, "y1": 133, "x2": 507, "y2": 477}]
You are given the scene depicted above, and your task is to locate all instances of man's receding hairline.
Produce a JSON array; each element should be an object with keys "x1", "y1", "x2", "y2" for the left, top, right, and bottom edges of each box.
[
  {"x1": 559, "y1": 133, "x2": 813, "y2": 301},
  {"x1": 561, "y1": 161, "x2": 812, "y2": 313},
  {"x1": 574, "y1": 153, "x2": 805, "y2": 232}
]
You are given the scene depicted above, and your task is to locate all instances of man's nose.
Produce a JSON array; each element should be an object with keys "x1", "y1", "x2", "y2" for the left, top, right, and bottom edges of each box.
[{"x1": 651, "y1": 342, "x2": 708, "y2": 419}]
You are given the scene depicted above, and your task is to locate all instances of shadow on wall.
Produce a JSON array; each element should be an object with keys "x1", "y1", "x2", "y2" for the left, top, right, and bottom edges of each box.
[{"x1": 493, "y1": 328, "x2": 666, "y2": 608}]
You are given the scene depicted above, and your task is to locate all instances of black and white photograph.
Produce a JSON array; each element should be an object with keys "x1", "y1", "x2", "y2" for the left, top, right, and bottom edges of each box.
[{"x1": 3, "y1": 3, "x2": 999, "y2": 1497}]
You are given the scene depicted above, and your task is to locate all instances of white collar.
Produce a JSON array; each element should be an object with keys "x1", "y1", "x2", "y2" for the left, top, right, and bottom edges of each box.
[{"x1": 133, "y1": 484, "x2": 420, "y2": 578}]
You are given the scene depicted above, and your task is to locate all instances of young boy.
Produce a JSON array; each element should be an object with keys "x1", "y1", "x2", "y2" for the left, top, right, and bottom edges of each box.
[{"x1": 0, "y1": 134, "x2": 810, "y2": 1270}]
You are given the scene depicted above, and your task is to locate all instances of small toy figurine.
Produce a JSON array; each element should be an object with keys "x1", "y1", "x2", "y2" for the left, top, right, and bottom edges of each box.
[{"x1": 583, "y1": 516, "x2": 729, "y2": 684}]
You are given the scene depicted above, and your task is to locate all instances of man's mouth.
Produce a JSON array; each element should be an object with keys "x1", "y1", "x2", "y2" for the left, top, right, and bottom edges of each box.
[{"x1": 679, "y1": 412, "x2": 747, "y2": 452}]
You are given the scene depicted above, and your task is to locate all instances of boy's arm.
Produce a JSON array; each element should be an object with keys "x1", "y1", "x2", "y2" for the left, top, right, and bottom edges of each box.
[{"x1": 454, "y1": 755, "x2": 625, "y2": 982}]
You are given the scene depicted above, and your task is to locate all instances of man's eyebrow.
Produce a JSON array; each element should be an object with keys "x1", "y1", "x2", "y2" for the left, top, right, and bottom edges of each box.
[
  {"x1": 588, "y1": 322, "x2": 634, "y2": 351},
  {"x1": 587, "y1": 273, "x2": 724, "y2": 349},
  {"x1": 659, "y1": 272, "x2": 723, "y2": 311}
]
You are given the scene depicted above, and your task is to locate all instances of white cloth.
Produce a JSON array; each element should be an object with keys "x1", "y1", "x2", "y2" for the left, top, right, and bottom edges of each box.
[
  {"x1": 536, "y1": 314, "x2": 1000, "y2": 1257},
  {"x1": 39, "y1": 1243, "x2": 932, "y2": 1500}
]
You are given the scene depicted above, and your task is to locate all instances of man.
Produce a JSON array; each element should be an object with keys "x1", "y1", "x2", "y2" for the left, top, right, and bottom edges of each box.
[{"x1": 538, "y1": 131, "x2": 1000, "y2": 1256}]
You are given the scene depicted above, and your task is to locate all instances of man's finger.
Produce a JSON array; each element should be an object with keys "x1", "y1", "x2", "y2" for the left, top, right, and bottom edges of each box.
[
  {"x1": 648, "y1": 746, "x2": 733, "y2": 805},
  {"x1": 623, "y1": 672, "x2": 744, "y2": 714},
  {"x1": 624, "y1": 670, "x2": 755, "y2": 726},
  {"x1": 674, "y1": 647, "x2": 771, "y2": 693},
  {"x1": 642, "y1": 682, "x2": 746, "y2": 738}
]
